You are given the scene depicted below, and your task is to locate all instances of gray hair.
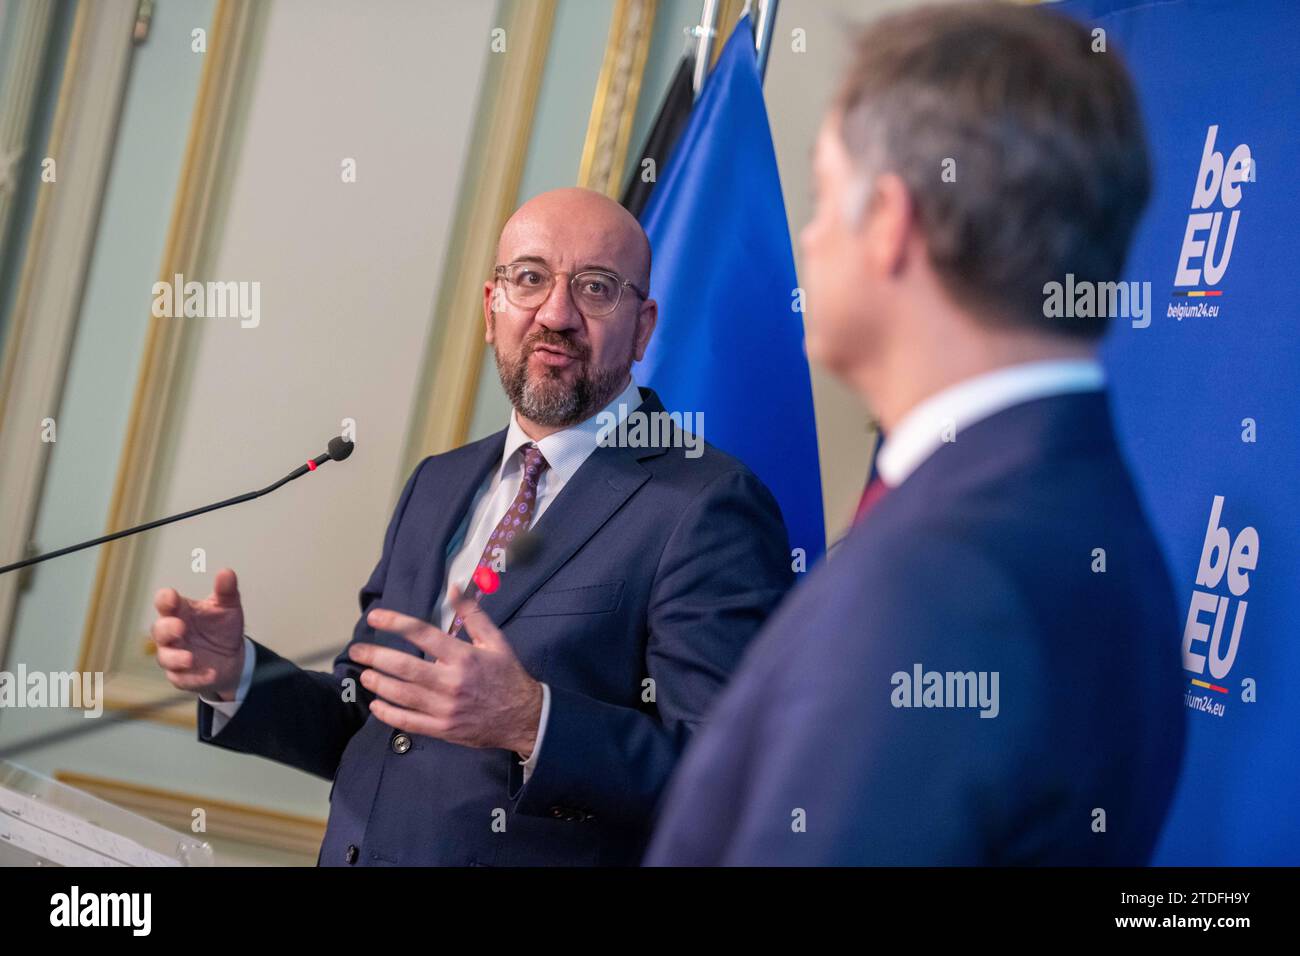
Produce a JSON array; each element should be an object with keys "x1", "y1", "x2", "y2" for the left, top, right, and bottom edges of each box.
[{"x1": 833, "y1": 2, "x2": 1151, "y2": 337}]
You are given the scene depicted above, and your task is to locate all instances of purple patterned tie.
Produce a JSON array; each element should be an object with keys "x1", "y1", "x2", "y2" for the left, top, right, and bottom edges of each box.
[{"x1": 449, "y1": 443, "x2": 549, "y2": 637}]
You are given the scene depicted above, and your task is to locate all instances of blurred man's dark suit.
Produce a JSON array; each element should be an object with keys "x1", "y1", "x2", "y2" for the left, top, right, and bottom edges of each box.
[
  {"x1": 196, "y1": 387, "x2": 791, "y2": 865},
  {"x1": 647, "y1": 376, "x2": 1186, "y2": 865}
]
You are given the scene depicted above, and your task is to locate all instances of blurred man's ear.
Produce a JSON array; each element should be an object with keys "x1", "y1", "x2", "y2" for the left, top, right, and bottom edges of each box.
[
  {"x1": 865, "y1": 172, "x2": 914, "y2": 279},
  {"x1": 633, "y1": 299, "x2": 657, "y2": 362}
]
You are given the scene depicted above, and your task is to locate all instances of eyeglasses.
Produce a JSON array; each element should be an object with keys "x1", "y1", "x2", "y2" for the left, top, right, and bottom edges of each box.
[{"x1": 493, "y1": 261, "x2": 648, "y2": 317}]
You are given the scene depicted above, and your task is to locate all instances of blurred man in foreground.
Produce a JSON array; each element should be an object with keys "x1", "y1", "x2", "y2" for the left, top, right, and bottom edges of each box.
[{"x1": 648, "y1": 2, "x2": 1185, "y2": 865}]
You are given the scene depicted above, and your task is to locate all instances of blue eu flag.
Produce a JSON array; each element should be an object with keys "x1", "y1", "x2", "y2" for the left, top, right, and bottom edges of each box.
[{"x1": 634, "y1": 16, "x2": 825, "y2": 560}]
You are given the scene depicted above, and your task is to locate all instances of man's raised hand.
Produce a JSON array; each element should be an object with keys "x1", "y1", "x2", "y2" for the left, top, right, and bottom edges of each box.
[{"x1": 151, "y1": 567, "x2": 246, "y2": 701}]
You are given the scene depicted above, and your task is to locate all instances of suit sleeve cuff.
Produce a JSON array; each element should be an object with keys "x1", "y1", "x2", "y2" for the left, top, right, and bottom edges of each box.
[
  {"x1": 517, "y1": 682, "x2": 550, "y2": 784},
  {"x1": 197, "y1": 636, "x2": 255, "y2": 735}
]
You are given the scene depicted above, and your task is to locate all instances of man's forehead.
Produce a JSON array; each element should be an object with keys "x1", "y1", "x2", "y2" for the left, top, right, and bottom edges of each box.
[
  {"x1": 814, "y1": 117, "x2": 838, "y2": 161},
  {"x1": 506, "y1": 253, "x2": 628, "y2": 277},
  {"x1": 813, "y1": 118, "x2": 854, "y2": 177},
  {"x1": 502, "y1": 217, "x2": 632, "y2": 256},
  {"x1": 499, "y1": 222, "x2": 643, "y2": 278}
]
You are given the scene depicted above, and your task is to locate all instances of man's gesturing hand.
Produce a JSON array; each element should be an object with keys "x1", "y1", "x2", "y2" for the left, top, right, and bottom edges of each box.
[
  {"x1": 151, "y1": 568, "x2": 246, "y2": 701},
  {"x1": 352, "y1": 588, "x2": 544, "y2": 756}
]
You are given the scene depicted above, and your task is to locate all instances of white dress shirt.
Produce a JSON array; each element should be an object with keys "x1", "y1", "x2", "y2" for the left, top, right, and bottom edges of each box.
[
  {"x1": 203, "y1": 375, "x2": 645, "y2": 786},
  {"x1": 876, "y1": 358, "x2": 1105, "y2": 488}
]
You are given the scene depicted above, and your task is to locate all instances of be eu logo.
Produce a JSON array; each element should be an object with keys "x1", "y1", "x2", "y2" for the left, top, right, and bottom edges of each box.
[
  {"x1": 1168, "y1": 126, "x2": 1252, "y2": 322},
  {"x1": 1182, "y1": 496, "x2": 1258, "y2": 718}
]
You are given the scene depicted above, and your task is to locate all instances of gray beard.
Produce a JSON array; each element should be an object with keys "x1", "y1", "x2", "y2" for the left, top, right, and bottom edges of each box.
[{"x1": 494, "y1": 344, "x2": 630, "y2": 428}]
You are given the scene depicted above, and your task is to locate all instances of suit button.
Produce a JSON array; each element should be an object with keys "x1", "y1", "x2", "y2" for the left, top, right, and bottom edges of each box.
[
  {"x1": 550, "y1": 806, "x2": 565, "y2": 819},
  {"x1": 345, "y1": 844, "x2": 358, "y2": 864},
  {"x1": 391, "y1": 733, "x2": 411, "y2": 754}
]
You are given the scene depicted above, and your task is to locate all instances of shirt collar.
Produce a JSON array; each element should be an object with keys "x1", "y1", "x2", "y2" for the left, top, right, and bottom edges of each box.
[
  {"x1": 501, "y1": 374, "x2": 643, "y2": 485},
  {"x1": 876, "y1": 358, "x2": 1105, "y2": 489}
]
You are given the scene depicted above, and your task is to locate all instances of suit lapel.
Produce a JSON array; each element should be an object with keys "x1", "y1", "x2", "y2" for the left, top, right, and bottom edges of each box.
[
  {"x1": 478, "y1": 388, "x2": 670, "y2": 627},
  {"x1": 477, "y1": 445, "x2": 648, "y2": 627}
]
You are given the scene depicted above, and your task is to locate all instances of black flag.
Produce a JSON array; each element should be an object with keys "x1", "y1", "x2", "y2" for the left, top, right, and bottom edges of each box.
[{"x1": 620, "y1": 53, "x2": 697, "y2": 218}]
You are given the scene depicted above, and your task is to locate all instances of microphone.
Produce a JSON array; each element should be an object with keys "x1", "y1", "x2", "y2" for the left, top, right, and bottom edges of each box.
[
  {"x1": 460, "y1": 529, "x2": 542, "y2": 603},
  {"x1": 504, "y1": 528, "x2": 543, "y2": 568},
  {"x1": 0, "y1": 436, "x2": 355, "y2": 576}
]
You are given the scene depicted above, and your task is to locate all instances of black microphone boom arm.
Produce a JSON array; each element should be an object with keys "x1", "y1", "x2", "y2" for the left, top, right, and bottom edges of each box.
[{"x1": 0, "y1": 436, "x2": 354, "y2": 576}]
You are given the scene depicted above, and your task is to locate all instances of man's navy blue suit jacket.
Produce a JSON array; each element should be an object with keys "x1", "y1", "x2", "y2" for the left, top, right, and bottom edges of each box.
[
  {"x1": 197, "y1": 388, "x2": 791, "y2": 865},
  {"x1": 647, "y1": 391, "x2": 1187, "y2": 865}
]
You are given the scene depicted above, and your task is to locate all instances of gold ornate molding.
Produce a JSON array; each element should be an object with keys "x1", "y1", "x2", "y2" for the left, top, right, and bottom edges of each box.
[
  {"x1": 577, "y1": 0, "x2": 657, "y2": 196},
  {"x1": 401, "y1": 0, "x2": 558, "y2": 472},
  {"x1": 78, "y1": 0, "x2": 264, "y2": 723},
  {"x1": 0, "y1": 0, "x2": 135, "y2": 662},
  {"x1": 0, "y1": 0, "x2": 55, "y2": 235}
]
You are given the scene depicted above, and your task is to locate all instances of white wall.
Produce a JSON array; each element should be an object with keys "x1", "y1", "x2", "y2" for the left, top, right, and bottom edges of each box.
[{"x1": 1, "y1": 0, "x2": 496, "y2": 863}]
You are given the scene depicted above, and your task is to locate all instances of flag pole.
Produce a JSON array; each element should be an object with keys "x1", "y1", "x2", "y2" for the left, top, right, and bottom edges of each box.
[
  {"x1": 691, "y1": 0, "x2": 720, "y2": 99},
  {"x1": 754, "y1": 0, "x2": 779, "y2": 84}
]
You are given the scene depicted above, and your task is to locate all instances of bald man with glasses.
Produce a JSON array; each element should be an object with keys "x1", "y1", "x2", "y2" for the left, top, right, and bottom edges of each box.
[{"x1": 151, "y1": 187, "x2": 792, "y2": 867}]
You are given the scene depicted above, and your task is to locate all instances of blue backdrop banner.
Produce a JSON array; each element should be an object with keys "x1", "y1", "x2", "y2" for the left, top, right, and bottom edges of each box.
[{"x1": 1058, "y1": 0, "x2": 1300, "y2": 864}]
